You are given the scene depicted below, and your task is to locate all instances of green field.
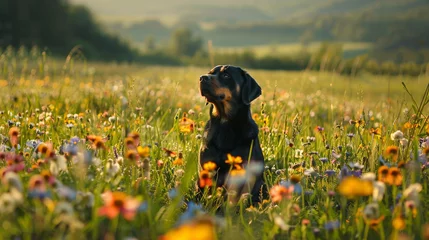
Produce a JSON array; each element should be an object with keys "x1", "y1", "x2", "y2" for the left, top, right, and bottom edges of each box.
[
  {"x1": 215, "y1": 42, "x2": 373, "y2": 58},
  {"x1": 0, "y1": 55, "x2": 428, "y2": 239}
]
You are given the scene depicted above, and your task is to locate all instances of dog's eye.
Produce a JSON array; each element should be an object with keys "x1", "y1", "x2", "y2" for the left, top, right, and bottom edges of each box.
[{"x1": 222, "y1": 73, "x2": 230, "y2": 79}]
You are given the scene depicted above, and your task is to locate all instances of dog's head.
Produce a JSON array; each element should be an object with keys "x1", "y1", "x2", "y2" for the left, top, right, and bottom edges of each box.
[{"x1": 199, "y1": 65, "x2": 261, "y2": 120}]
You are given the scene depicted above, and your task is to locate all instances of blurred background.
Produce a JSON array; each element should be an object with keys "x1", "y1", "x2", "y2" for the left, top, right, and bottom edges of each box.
[{"x1": 1, "y1": 0, "x2": 429, "y2": 75}]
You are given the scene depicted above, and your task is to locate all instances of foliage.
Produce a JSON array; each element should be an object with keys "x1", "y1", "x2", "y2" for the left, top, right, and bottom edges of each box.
[{"x1": 0, "y1": 0, "x2": 139, "y2": 61}]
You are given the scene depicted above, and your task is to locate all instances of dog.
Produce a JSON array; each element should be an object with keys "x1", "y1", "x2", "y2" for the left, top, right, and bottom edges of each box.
[{"x1": 198, "y1": 65, "x2": 267, "y2": 203}]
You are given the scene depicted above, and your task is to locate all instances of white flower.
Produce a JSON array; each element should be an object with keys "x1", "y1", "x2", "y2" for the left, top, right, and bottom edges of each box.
[
  {"x1": 400, "y1": 138, "x2": 408, "y2": 147},
  {"x1": 2, "y1": 172, "x2": 23, "y2": 192},
  {"x1": 372, "y1": 181, "x2": 386, "y2": 202},
  {"x1": 361, "y1": 172, "x2": 376, "y2": 182},
  {"x1": 363, "y1": 203, "x2": 380, "y2": 220},
  {"x1": 391, "y1": 130, "x2": 404, "y2": 141},
  {"x1": 106, "y1": 159, "x2": 120, "y2": 177},
  {"x1": 274, "y1": 215, "x2": 289, "y2": 231},
  {"x1": 0, "y1": 193, "x2": 17, "y2": 213},
  {"x1": 403, "y1": 183, "x2": 422, "y2": 203},
  {"x1": 50, "y1": 155, "x2": 68, "y2": 175},
  {"x1": 295, "y1": 149, "x2": 304, "y2": 158}
]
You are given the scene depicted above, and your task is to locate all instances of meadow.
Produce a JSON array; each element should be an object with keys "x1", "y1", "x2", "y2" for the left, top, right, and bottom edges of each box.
[{"x1": 0, "y1": 52, "x2": 429, "y2": 240}]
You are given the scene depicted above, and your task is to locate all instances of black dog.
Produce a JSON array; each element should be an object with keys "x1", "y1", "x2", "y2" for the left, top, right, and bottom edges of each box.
[{"x1": 198, "y1": 65, "x2": 266, "y2": 203}]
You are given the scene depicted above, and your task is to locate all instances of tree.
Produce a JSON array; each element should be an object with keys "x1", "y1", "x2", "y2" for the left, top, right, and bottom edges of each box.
[{"x1": 171, "y1": 28, "x2": 203, "y2": 57}]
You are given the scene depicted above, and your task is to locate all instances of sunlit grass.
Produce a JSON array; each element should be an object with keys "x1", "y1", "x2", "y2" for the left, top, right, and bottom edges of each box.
[{"x1": 0, "y1": 52, "x2": 428, "y2": 239}]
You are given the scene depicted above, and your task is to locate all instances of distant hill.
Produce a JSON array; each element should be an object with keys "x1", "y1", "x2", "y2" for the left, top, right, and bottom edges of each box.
[{"x1": 70, "y1": 0, "x2": 428, "y2": 23}]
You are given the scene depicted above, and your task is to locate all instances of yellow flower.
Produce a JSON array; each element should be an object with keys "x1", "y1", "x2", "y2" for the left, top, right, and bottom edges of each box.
[
  {"x1": 203, "y1": 161, "x2": 217, "y2": 171},
  {"x1": 159, "y1": 218, "x2": 215, "y2": 240},
  {"x1": 173, "y1": 153, "x2": 184, "y2": 166},
  {"x1": 179, "y1": 113, "x2": 195, "y2": 133},
  {"x1": 338, "y1": 177, "x2": 373, "y2": 199},
  {"x1": 137, "y1": 146, "x2": 150, "y2": 158},
  {"x1": 392, "y1": 217, "x2": 406, "y2": 230},
  {"x1": 225, "y1": 154, "x2": 243, "y2": 165}
]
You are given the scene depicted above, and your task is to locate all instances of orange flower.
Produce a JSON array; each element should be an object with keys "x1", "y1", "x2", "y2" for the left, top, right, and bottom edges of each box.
[
  {"x1": 203, "y1": 161, "x2": 217, "y2": 171},
  {"x1": 366, "y1": 216, "x2": 385, "y2": 229},
  {"x1": 270, "y1": 185, "x2": 294, "y2": 203},
  {"x1": 378, "y1": 166, "x2": 389, "y2": 183},
  {"x1": 370, "y1": 127, "x2": 382, "y2": 136},
  {"x1": 8, "y1": 127, "x2": 19, "y2": 147},
  {"x1": 230, "y1": 166, "x2": 246, "y2": 177},
  {"x1": 225, "y1": 154, "x2": 243, "y2": 165},
  {"x1": 37, "y1": 142, "x2": 55, "y2": 159},
  {"x1": 125, "y1": 150, "x2": 139, "y2": 161},
  {"x1": 159, "y1": 217, "x2": 215, "y2": 240},
  {"x1": 87, "y1": 135, "x2": 106, "y2": 150},
  {"x1": 125, "y1": 137, "x2": 136, "y2": 149},
  {"x1": 386, "y1": 167, "x2": 402, "y2": 186},
  {"x1": 179, "y1": 113, "x2": 195, "y2": 133},
  {"x1": 384, "y1": 146, "x2": 399, "y2": 162},
  {"x1": 28, "y1": 175, "x2": 47, "y2": 191},
  {"x1": 173, "y1": 153, "x2": 184, "y2": 166},
  {"x1": 199, "y1": 170, "x2": 213, "y2": 188},
  {"x1": 127, "y1": 132, "x2": 140, "y2": 146},
  {"x1": 98, "y1": 191, "x2": 140, "y2": 220}
]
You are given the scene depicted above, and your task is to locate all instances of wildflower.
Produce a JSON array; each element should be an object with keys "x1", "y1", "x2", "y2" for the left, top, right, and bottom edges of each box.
[
  {"x1": 2, "y1": 172, "x2": 23, "y2": 192},
  {"x1": 337, "y1": 177, "x2": 373, "y2": 199},
  {"x1": 177, "y1": 202, "x2": 204, "y2": 225},
  {"x1": 179, "y1": 113, "x2": 195, "y2": 133},
  {"x1": 0, "y1": 192, "x2": 20, "y2": 213},
  {"x1": 400, "y1": 138, "x2": 408, "y2": 147},
  {"x1": 127, "y1": 132, "x2": 140, "y2": 146},
  {"x1": 363, "y1": 203, "x2": 380, "y2": 220},
  {"x1": 125, "y1": 137, "x2": 136, "y2": 149},
  {"x1": 386, "y1": 167, "x2": 402, "y2": 186},
  {"x1": 137, "y1": 146, "x2": 150, "y2": 158},
  {"x1": 274, "y1": 215, "x2": 289, "y2": 231},
  {"x1": 391, "y1": 130, "x2": 404, "y2": 141},
  {"x1": 8, "y1": 127, "x2": 19, "y2": 147},
  {"x1": 225, "y1": 154, "x2": 243, "y2": 165},
  {"x1": 87, "y1": 135, "x2": 106, "y2": 150},
  {"x1": 173, "y1": 153, "x2": 184, "y2": 166},
  {"x1": 302, "y1": 219, "x2": 310, "y2": 226},
  {"x1": 324, "y1": 220, "x2": 340, "y2": 231},
  {"x1": 370, "y1": 127, "x2": 381, "y2": 136},
  {"x1": 294, "y1": 149, "x2": 304, "y2": 158},
  {"x1": 405, "y1": 200, "x2": 417, "y2": 218},
  {"x1": 361, "y1": 172, "x2": 376, "y2": 182},
  {"x1": 392, "y1": 217, "x2": 406, "y2": 230},
  {"x1": 106, "y1": 159, "x2": 120, "y2": 177},
  {"x1": 319, "y1": 157, "x2": 329, "y2": 163},
  {"x1": 203, "y1": 161, "x2": 217, "y2": 171},
  {"x1": 159, "y1": 217, "x2": 215, "y2": 240},
  {"x1": 377, "y1": 166, "x2": 389, "y2": 183},
  {"x1": 230, "y1": 165, "x2": 246, "y2": 177},
  {"x1": 270, "y1": 185, "x2": 294, "y2": 203},
  {"x1": 325, "y1": 170, "x2": 336, "y2": 177},
  {"x1": 125, "y1": 150, "x2": 139, "y2": 161},
  {"x1": 98, "y1": 191, "x2": 140, "y2": 220},
  {"x1": 384, "y1": 146, "x2": 399, "y2": 161},
  {"x1": 372, "y1": 181, "x2": 386, "y2": 202},
  {"x1": 367, "y1": 216, "x2": 385, "y2": 229},
  {"x1": 199, "y1": 170, "x2": 213, "y2": 188},
  {"x1": 163, "y1": 148, "x2": 177, "y2": 158},
  {"x1": 403, "y1": 183, "x2": 422, "y2": 203}
]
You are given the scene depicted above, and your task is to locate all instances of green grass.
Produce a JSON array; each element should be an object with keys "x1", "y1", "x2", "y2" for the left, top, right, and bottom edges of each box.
[{"x1": 0, "y1": 53, "x2": 428, "y2": 240}]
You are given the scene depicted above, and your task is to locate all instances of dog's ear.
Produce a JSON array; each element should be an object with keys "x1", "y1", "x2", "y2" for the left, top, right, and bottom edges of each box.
[{"x1": 241, "y1": 71, "x2": 261, "y2": 105}]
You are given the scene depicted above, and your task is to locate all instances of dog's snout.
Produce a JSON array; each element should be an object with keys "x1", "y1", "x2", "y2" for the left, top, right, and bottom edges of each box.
[{"x1": 200, "y1": 75, "x2": 210, "y2": 82}]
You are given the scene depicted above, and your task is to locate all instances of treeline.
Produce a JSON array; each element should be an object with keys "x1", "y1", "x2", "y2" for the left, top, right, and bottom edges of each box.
[{"x1": 0, "y1": 0, "x2": 139, "y2": 61}]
